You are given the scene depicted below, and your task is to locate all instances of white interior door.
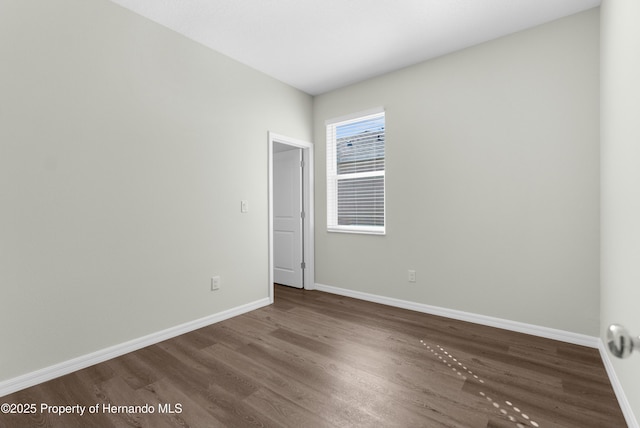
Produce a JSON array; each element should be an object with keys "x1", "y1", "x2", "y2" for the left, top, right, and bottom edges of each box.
[{"x1": 273, "y1": 148, "x2": 303, "y2": 288}]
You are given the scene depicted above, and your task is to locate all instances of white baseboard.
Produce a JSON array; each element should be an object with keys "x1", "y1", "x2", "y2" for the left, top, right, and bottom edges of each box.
[
  {"x1": 5, "y1": 287, "x2": 636, "y2": 428},
  {"x1": 598, "y1": 342, "x2": 639, "y2": 428},
  {"x1": 314, "y1": 283, "x2": 599, "y2": 347},
  {"x1": 0, "y1": 297, "x2": 271, "y2": 398},
  {"x1": 314, "y1": 283, "x2": 640, "y2": 425}
]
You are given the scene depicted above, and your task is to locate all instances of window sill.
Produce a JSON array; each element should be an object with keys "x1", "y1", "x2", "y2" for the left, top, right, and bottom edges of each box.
[{"x1": 327, "y1": 226, "x2": 386, "y2": 236}]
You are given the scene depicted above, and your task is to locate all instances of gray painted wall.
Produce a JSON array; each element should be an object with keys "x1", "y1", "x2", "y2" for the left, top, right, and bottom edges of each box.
[
  {"x1": 2, "y1": 3, "x2": 623, "y2": 414},
  {"x1": 0, "y1": 0, "x2": 312, "y2": 382},
  {"x1": 601, "y1": 0, "x2": 640, "y2": 422},
  {"x1": 314, "y1": 9, "x2": 600, "y2": 335}
]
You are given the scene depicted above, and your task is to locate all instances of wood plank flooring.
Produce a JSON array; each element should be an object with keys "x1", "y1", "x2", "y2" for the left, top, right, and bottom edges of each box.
[{"x1": 0, "y1": 285, "x2": 626, "y2": 427}]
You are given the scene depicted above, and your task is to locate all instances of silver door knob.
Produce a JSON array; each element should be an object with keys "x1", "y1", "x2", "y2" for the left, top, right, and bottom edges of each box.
[{"x1": 607, "y1": 324, "x2": 640, "y2": 359}]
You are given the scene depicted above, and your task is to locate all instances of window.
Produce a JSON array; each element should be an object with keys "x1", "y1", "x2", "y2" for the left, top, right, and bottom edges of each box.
[{"x1": 326, "y1": 108, "x2": 385, "y2": 234}]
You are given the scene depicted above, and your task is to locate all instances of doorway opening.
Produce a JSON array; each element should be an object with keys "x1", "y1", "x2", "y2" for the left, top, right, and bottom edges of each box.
[{"x1": 268, "y1": 132, "x2": 314, "y2": 303}]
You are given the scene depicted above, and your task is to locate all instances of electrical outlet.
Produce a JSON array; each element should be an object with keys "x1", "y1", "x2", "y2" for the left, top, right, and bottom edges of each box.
[
  {"x1": 211, "y1": 276, "x2": 221, "y2": 291},
  {"x1": 241, "y1": 200, "x2": 248, "y2": 213},
  {"x1": 408, "y1": 270, "x2": 416, "y2": 283}
]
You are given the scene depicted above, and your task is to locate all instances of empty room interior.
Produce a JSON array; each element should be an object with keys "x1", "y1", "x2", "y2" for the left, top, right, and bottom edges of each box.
[{"x1": 1, "y1": 0, "x2": 640, "y2": 427}]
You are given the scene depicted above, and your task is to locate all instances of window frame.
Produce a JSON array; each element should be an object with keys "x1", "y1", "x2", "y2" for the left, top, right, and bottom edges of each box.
[{"x1": 326, "y1": 107, "x2": 386, "y2": 235}]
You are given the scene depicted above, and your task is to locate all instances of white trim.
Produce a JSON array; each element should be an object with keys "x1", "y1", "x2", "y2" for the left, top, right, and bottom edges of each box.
[
  {"x1": 327, "y1": 224, "x2": 386, "y2": 235},
  {"x1": 325, "y1": 106, "x2": 385, "y2": 126},
  {"x1": 598, "y1": 341, "x2": 640, "y2": 428},
  {"x1": 326, "y1": 109, "x2": 386, "y2": 236},
  {"x1": 314, "y1": 283, "x2": 599, "y2": 348},
  {"x1": 0, "y1": 298, "x2": 270, "y2": 398},
  {"x1": 314, "y1": 282, "x2": 637, "y2": 424},
  {"x1": 268, "y1": 132, "x2": 316, "y2": 299}
]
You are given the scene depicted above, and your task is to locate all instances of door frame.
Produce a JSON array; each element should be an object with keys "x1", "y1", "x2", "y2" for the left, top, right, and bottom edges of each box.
[{"x1": 268, "y1": 132, "x2": 315, "y2": 303}]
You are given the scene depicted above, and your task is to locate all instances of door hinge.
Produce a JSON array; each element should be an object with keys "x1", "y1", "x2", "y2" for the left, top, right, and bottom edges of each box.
[
  {"x1": 301, "y1": 211, "x2": 306, "y2": 219},
  {"x1": 300, "y1": 160, "x2": 305, "y2": 168},
  {"x1": 301, "y1": 262, "x2": 306, "y2": 269}
]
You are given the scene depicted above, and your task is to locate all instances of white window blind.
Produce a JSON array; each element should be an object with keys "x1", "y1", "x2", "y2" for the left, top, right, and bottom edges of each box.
[{"x1": 326, "y1": 109, "x2": 385, "y2": 234}]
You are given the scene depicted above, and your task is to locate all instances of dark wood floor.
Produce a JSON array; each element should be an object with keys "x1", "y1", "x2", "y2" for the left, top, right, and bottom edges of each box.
[{"x1": 0, "y1": 285, "x2": 626, "y2": 427}]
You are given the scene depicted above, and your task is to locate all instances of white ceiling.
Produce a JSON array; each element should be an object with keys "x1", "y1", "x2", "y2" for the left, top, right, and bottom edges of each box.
[{"x1": 109, "y1": 0, "x2": 600, "y2": 95}]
